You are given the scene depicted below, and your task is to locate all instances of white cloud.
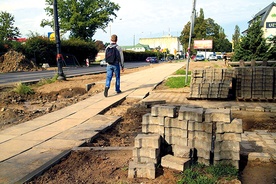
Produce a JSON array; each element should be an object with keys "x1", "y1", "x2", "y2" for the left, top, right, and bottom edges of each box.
[{"x1": 1, "y1": 0, "x2": 274, "y2": 45}]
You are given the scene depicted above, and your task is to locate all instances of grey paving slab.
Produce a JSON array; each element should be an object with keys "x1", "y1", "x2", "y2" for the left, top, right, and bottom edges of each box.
[
  {"x1": 5, "y1": 147, "x2": 64, "y2": 166},
  {"x1": 33, "y1": 139, "x2": 84, "y2": 150},
  {"x1": 41, "y1": 118, "x2": 83, "y2": 132},
  {"x1": 53, "y1": 129, "x2": 98, "y2": 141},
  {"x1": 0, "y1": 148, "x2": 67, "y2": 184},
  {"x1": 0, "y1": 134, "x2": 16, "y2": 144},
  {"x1": 72, "y1": 115, "x2": 121, "y2": 132},
  {"x1": 13, "y1": 128, "x2": 60, "y2": 141},
  {"x1": 0, "y1": 139, "x2": 42, "y2": 162},
  {"x1": 0, "y1": 161, "x2": 31, "y2": 184},
  {"x1": 67, "y1": 109, "x2": 100, "y2": 120}
]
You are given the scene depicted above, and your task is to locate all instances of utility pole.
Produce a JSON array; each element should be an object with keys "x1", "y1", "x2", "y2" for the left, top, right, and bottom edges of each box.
[
  {"x1": 54, "y1": 0, "x2": 66, "y2": 80},
  {"x1": 185, "y1": 0, "x2": 196, "y2": 84}
]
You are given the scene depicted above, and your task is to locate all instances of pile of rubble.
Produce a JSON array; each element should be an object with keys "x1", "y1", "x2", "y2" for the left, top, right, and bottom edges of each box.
[{"x1": 0, "y1": 50, "x2": 40, "y2": 73}]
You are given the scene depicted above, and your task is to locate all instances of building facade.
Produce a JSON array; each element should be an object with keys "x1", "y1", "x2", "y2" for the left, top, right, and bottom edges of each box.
[
  {"x1": 246, "y1": 2, "x2": 276, "y2": 39},
  {"x1": 139, "y1": 35, "x2": 182, "y2": 55}
]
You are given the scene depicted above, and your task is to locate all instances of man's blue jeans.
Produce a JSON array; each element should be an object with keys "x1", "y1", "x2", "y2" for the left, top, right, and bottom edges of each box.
[{"x1": 105, "y1": 64, "x2": 121, "y2": 92}]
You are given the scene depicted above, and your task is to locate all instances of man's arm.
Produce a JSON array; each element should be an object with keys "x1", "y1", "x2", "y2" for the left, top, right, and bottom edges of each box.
[{"x1": 117, "y1": 46, "x2": 124, "y2": 70}]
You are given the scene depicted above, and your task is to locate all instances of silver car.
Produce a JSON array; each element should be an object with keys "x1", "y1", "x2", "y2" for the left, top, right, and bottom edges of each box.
[{"x1": 100, "y1": 59, "x2": 107, "y2": 67}]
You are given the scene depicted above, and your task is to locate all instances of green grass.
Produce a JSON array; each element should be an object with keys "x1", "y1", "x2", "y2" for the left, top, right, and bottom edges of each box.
[
  {"x1": 174, "y1": 69, "x2": 192, "y2": 75},
  {"x1": 177, "y1": 163, "x2": 238, "y2": 184},
  {"x1": 13, "y1": 82, "x2": 34, "y2": 95},
  {"x1": 165, "y1": 76, "x2": 191, "y2": 88}
]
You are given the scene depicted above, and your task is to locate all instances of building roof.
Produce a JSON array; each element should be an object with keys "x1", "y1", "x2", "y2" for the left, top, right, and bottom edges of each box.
[
  {"x1": 121, "y1": 43, "x2": 150, "y2": 50},
  {"x1": 248, "y1": 2, "x2": 276, "y2": 27}
]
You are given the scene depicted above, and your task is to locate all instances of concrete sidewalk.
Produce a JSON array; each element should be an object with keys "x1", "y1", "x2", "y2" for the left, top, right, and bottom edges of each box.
[{"x1": 0, "y1": 62, "x2": 184, "y2": 184}]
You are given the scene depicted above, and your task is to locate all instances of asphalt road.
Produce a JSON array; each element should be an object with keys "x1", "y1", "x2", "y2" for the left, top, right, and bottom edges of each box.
[{"x1": 0, "y1": 61, "x2": 153, "y2": 86}]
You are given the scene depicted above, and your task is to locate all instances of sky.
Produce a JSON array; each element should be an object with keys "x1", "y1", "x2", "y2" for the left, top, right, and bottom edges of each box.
[{"x1": 1, "y1": 0, "x2": 275, "y2": 46}]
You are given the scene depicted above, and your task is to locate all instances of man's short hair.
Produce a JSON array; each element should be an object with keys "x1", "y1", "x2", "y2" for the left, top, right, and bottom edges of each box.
[{"x1": 111, "y1": 34, "x2": 117, "y2": 42}]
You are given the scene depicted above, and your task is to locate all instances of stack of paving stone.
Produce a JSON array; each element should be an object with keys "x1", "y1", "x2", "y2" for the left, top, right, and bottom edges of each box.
[
  {"x1": 235, "y1": 67, "x2": 275, "y2": 100},
  {"x1": 235, "y1": 67, "x2": 252, "y2": 99},
  {"x1": 128, "y1": 104, "x2": 243, "y2": 179},
  {"x1": 128, "y1": 134, "x2": 161, "y2": 179},
  {"x1": 189, "y1": 68, "x2": 234, "y2": 99}
]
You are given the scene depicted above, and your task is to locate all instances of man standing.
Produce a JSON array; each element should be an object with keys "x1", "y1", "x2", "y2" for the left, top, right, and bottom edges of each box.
[{"x1": 104, "y1": 34, "x2": 124, "y2": 97}]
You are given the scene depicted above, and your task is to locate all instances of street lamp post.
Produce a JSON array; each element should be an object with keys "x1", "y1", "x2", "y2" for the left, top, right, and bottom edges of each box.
[
  {"x1": 54, "y1": 0, "x2": 65, "y2": 80},
  {"x1": 185, "y1": 0, "x2": 196, "y2": 84}
]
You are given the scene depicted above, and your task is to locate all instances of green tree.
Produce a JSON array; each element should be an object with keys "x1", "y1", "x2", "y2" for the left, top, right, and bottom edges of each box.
[
  {"x1": 180, "y1": 8, "x2": 231, "y2": 54},
  {"x1": 233, "y1": 19, "x2": 269, "y2": 61},
  {"x1": 41, "y1": 0, "x2": 120, "y2": 41},
  {"x1": 267, "y1": 35, "x2": 276, "y2": 60},
  {"x1": 0, "y1": 11, "x2": 20, "y2": 41},
  {"x1": 232, "y1": 25, "x2": 240, "y2": 51}
]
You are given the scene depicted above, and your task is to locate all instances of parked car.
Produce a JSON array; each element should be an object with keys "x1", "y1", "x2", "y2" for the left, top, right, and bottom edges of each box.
[
  {"x1": 216, "y1": 55, "x2": 222, "y2": 60},
  {"x1": 194, "y1": 54, "x2": 205, "y2": 61},
  {"x1": 207, "y1": 54, "x2": 217, "y2": 61},
  {"x1": 146, "y1": 57, "x2": 158, "y2": 63},
  {"x1": 100, "y1": 59, "x2": 107, "y2": 67}
]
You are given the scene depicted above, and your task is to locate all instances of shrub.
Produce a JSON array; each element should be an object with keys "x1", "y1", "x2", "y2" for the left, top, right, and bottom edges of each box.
[{"x1": 13, "y1": 83, "x2": 34, "y2": 95}]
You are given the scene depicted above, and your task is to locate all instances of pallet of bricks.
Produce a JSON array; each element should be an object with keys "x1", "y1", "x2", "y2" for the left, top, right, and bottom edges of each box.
[
  {"x1": 189, "y1": 68, "x2": 234, "y2": 99},
  {"x1": 128, "y1": 104, "x2": 243, "y2": 179},
  {"x1": 235, "y1": 67, "x2": 275, "y2": 100}
]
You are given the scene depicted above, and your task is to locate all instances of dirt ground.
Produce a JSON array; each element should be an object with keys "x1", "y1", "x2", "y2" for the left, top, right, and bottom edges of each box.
[{"x1": 0, "y1": 55, "x2": 275, "y2": 183}]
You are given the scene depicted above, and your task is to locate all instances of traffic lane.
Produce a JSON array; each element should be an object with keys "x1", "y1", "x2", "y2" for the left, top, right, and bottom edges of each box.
[{"x1": 0, "y1": 61, "x2": 149, "y2": 86}]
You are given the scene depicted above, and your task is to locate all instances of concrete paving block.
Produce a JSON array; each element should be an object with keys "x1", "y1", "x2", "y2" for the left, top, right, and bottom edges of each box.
[
  {"x1": 205, "y1": 108, "x2": 231, "y2": 123},
  {"x1": 196, "y1": 148, "x2": 210, "y2": 160},
  {"x1": 161, "y1": 154, "x2": 190, "y2": 171},
  {"x1": 187, "y1": 138, "x2": 195, "y2": 147},
  {"x1": 134, "y1": 134, "x2": 161, "y2": 149},
  {"x1": 193, "y1": 139, "x2": 212, "y2": 150},
  {"x1": 164, "y1": 135, "x2": 187, "y2": 147},
  {"x1": 178, "y1": 106, "x2": 204, "y2": 122},
  {"x1": 188, "y1": 131, "x2": 212, "y2": 142},
  {"x1": 267, "y1": 143, "x2": 276, "y2": 151},
  {"x1": 85, "y1": 83, "x2": 95, "y2": 91},
  {"x1": 217, "y1": 119, "x2": 243, "y2": 133},
  {"x1": 133, "y1": 147, "x2": 160, "y2": 159},
  {"x1": 142, "y1": 114, "x2": 165, "y2": 126},
  {"x1": 141, "y1": 99, "x2": 166, "y2": 108},
  {"x1": 151, "y1": 105, "x2": 177, "y2": 118},
  {"x1": 216, "y1": 133, "x2": 242, "y2": 142},
  {"x1": 33, "y1": 139, "x2": 84, "y2": 150},
  {"x1": 214, "y1": 151, "x2": 240, "y2": 160},
  {"x1": 164, "y1": 117, "x2": 188, "y2": 130},
  {"x1": 197, "y1": 157, "x2": 210, "y2": 166},
  {"x1": 214, "y1": 141, "x2": 240, "y2": 152},
  {"x1": 231, "y1": 106, "x2": 241, "y2": 111},
  {"x1": 188, "y1": 121, "x2": 213, "y2": 133},
  {"x1": 133, "y1": 156, "x2": 159, "y2": 164},
  {"x1": 240, "y1": 141, "x2": 256, "y2": 152},
  {"x1": 128, "y1": 161, "x2": 156, "y2": 179},
  {"x1": 172, "y1": 145, "x2": 193, "y2": 158},
  {"x1": 165, "y1": 127, "x2": 187, "y2": 138},
  {"x1": 248, "y1": 152, "x2": 271, "y2": 162},
  {"x1": 142, "y1": 124, "x2": 164, "y2": 135},
  {"x1": 254, "y1": 130, "x2": 268, "y2": 135}
]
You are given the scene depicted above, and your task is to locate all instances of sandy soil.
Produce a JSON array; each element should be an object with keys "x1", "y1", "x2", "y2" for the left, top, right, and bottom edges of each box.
[{"x1": 0, "y1": 61, "x2": 275, "y2": 183}]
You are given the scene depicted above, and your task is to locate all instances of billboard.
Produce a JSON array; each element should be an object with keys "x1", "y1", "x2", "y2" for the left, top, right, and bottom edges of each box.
[{"x1": 194, "y1": 40, "x2": 213, "y2": 49}]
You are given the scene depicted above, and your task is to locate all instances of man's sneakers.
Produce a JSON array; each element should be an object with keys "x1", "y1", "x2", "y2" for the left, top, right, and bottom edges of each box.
[
  {"x1": 104, "y1": 87, "x2": 109, "y2": 97},
  {"x1": 116, "y1": 90, "x2": 122, "y2": 94}
]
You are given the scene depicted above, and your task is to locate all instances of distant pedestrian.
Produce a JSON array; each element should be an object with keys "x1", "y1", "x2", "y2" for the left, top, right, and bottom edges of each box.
[{"x1": 104, "y1": 34, "x2": 124, "y2": 97}]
